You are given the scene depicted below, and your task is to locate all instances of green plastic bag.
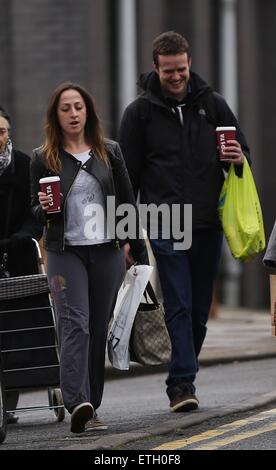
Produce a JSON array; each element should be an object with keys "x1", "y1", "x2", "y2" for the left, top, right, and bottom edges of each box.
[{"x1": 218, "y1": 159, "x2": 266, "y2": 260}]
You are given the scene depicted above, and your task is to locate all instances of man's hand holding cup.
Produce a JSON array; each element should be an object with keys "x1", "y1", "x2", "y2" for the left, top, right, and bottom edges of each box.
[{"x1": 216, "y1": 126, "x2": 244, "y2": 165}]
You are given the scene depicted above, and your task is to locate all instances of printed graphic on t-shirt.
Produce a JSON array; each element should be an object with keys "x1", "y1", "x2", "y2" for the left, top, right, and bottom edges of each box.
[{"x1": 65, "y1": 169, "x2": 110, "y2": 244}]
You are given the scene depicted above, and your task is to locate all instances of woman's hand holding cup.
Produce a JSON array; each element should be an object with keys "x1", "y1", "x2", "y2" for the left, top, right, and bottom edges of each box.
[
  {"x1": 39, "y1": 176, "x2": 61, "y2": 213},
  {"x1": 38, "y1": 191, "x2": 52, "y2": 211}
]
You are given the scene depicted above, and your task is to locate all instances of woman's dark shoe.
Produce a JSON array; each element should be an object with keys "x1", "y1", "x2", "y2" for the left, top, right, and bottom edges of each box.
[
  {"x1": 70, "y1": 402, "x2": 94, "y2": 433},
  {"x1": 6, "y1": 412, "x2": 19, "y2": 424},
  {"x1": 85, "y1": 412, "x2": 108, "y2": 431}
]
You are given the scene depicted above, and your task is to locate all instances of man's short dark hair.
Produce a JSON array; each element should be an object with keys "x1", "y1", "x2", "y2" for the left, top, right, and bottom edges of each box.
[{"x1": 152, "y1": 31, "x2": 190, "y2": 66}]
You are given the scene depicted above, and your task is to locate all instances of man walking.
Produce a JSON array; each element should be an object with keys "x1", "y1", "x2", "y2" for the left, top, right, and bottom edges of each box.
[{"x1": 119, "y1": 31, "x2": 250, "y2": 412}]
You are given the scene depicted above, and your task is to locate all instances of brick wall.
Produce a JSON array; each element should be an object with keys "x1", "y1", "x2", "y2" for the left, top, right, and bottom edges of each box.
[{"x1": 1, "y1": 0, "x2": 91, "y2": 153}]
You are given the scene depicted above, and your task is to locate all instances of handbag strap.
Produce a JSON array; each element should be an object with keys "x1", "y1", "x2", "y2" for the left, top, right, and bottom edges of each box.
[{"x1": 144, "y1": 281, "x2": 159, "y2": 307}]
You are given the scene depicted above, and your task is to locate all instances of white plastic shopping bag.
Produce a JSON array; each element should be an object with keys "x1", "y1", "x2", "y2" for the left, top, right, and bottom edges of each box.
[{"x1": 108, "y1": 264, "x2": 153, "y2": 370}]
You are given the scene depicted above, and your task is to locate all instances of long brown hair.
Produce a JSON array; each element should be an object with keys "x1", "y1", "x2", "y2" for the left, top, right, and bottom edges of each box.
[{"x1": 41, "y1": 82, "x2": 108, "y2": 173}]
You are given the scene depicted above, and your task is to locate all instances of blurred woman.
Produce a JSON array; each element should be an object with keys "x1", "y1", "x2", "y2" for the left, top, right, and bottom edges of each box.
[{"x1": 0, "y1": 106, "x2": 42, "y2": 423}]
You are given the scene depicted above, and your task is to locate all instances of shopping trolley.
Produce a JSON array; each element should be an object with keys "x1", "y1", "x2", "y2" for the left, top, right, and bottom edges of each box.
[{"x1": 0, "y1": 238, "x2": 65, "y2": 444}]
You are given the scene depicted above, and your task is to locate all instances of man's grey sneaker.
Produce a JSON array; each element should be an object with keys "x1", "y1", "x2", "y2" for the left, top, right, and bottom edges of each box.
[
  {"x1": 85, "y1": 412, "x2": 108, "y2": 431},
  {"x1": 70, "y1": 402, "x2": 94, "y2": 433},
  {"x1": 167, "y1": 382, "x2": 199, "y2": 412}
]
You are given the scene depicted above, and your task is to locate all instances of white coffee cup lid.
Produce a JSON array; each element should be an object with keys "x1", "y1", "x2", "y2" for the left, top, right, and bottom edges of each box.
[
  {"x1": 216, "y1": 126, "x2": 236, "y2": 131},
  {"x1": 39, "y1": 176, "x2": 60, "y2": 183}
]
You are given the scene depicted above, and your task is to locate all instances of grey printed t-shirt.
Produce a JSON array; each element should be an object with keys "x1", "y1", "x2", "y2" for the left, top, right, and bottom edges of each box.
[{"x1": 64, "y1": 150, "x2": 111, "y2": 245}]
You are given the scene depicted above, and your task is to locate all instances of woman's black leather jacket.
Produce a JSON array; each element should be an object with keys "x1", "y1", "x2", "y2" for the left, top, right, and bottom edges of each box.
[{"x1": 30, "y1": 139, "x2": 148, "y2": 262}]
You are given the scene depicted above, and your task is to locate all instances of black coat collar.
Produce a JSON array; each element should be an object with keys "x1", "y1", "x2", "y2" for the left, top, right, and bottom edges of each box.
[{"x1": 58, "y1": 149, "x2": 113, "y2": 202}]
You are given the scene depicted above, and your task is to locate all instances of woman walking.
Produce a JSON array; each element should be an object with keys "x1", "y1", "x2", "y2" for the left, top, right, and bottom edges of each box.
[{"x1": 30, "y1": 82, "x2": 146, "y2": 433}]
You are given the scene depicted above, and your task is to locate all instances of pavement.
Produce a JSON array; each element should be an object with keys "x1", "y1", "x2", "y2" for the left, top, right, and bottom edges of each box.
[
  {"x1": 105, "y1": 305, "x2": 276, "y2": 380},
  {"x1": 198, "y1": 306, "x2": 276, "y2": 364},
  {"x1": 4, "y1": 305, "x2": 276, "y2": 451},
  {"x1": 68, "y1": 305, "x2": 276, "y2": 450}
]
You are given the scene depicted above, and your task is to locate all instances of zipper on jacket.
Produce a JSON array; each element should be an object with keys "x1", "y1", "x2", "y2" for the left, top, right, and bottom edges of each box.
[
  {"x1": 62, "y1": 161, "x2": 82, "y2": 251},
  {"x1": 85, "y1": 156, "x2": 118, "y2": 248}
]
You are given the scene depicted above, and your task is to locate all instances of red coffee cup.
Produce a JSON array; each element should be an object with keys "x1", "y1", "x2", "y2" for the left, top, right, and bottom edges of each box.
[
  {"x1": 39, "y1": 176, "x2": 61, "y2": 213},
  {"x1": 216, "y1": 126, "x2": 236, "y2": 160}
]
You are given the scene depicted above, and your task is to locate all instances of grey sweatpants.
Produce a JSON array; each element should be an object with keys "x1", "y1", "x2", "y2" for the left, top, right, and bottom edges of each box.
[{"x1": 46, "y1": 243, "x2": 125, "y2": 412}]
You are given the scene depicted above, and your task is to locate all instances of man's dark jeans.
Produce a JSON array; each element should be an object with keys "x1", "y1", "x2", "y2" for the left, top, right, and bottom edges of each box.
[{"x1": 150, "y1": 230, "x2": 223, "y2": 389}]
